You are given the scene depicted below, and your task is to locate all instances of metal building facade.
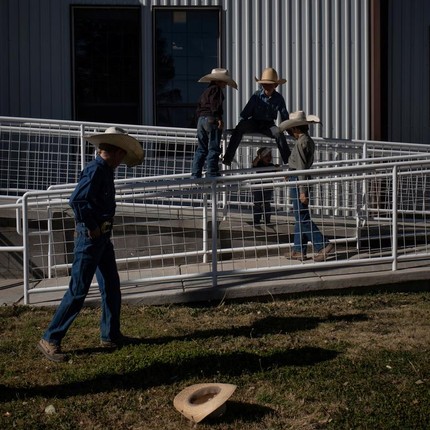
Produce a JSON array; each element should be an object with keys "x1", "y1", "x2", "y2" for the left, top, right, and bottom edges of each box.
[
  {"x1": 385, "y1": 0, "x2": 430, "y2": 143},
  {"x1": 1, "y1": 0, "x2": 370, "y2": 139}
]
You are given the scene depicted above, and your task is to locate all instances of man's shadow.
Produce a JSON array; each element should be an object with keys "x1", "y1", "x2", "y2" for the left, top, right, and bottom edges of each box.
[
  {"x1": 2, "y1": 346, "x2": 340, "y2": 402},
  {"x1": 75, "y1": 312, "x2": 368, "y2": 353},
  {"x1": 1, "y1": 312, "x2": 368, "y2": 402}
]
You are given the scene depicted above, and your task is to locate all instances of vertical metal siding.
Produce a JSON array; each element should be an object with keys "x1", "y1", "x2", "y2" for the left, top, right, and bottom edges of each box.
[
  {"x1": 0, "y1": 1, "x2": 10, "y2": 115},
  {"x1": 2, "y1": 0, "x2": 73, "y2": 119},
  {"x1": 7, "y1": 0, "x2": 20, "y2": 115},
  {"x1": 0, "y1": 2, "x2": 11, "y2": 113},
  {"x1": 387, "y1": 0, "x2": 430, "y2": 143},
  {"x1": 1, "y1": 0, "x2": 370, "y2": 139},
  {"x1": 220, "y1": 0, "x2": 370, "y2": 139}
]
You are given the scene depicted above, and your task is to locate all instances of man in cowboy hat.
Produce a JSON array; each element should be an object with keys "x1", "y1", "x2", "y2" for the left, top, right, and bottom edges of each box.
[
  {"x1": 191, "y1": 68, "x2": 237, "y2": 178},
  {"x1": 37, "y1": 127, "x2": 144, "y2": 362},
  {"x1": 279, "y1": 111, "x2": 334, "y2": 262},
  {"x1": 222, "y1": 67, "x2": 290, "y2": 166}
]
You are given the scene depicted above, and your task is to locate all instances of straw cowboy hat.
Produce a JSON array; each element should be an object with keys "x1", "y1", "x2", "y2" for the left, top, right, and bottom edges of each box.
[
  {"x1": 173, "y1": 383, "x2": 237, "y2": 423},
  {"x1": 85, "y1": 126, "x2": 144, "y2": 167},
  {"x1": 198, "y1": 68, "x2": 238, "y2": 89},
  {"x1": 255, "y1": 67, "x2": 287, "y2": 85},
  {"x1": 279, "y1": 110, "x2": 321, "y2": 132}
]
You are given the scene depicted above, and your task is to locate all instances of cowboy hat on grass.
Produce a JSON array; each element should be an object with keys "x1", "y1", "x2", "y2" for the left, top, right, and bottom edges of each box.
[
  {"x1": 255, "y1": 67, "x2": 287, "y2": 85},
  {"x1": 173, "y1": 383, "x2": 237, "y2": 423},
  {"x1": 85, "y1": 126, "x2": 144, "y2": 167},
  {"x1": 198, "y1": 68, "x2": 238, "y2": 89},
  {"x1": 279, "y1": 110, "x2": 321, "y2": 132}
]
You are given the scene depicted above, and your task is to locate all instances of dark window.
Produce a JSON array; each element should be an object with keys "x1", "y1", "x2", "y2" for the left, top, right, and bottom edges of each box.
[
  {"x1": 72, "y1": 7, "x2": 141, "y2": 124},
  {"x1": 154, "y1": 8, "x2": 221, "y2": 128}
]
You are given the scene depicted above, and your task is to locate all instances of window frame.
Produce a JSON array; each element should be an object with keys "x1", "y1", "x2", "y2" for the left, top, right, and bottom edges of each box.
[
  {"x1": 152, "y1": 6, "x2": 223, "y2": 128},
  {"x1": 70, "y1": 5, "x2": 142, "y2": 124}
]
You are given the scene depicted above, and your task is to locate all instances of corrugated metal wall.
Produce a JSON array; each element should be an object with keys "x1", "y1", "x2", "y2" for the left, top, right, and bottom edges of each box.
[
  {"x1": 0, "y1": 0, "x2": 74, "y2": 119},
  {"x1": 0, "y1": 0, "x2": 370, "y2": 139},
  {"x1": 386, "y1": 0, "x2": 430, "y2": 143},
  {"x1": 219, "y1": 0, "x2": 369, "y2": 139}
]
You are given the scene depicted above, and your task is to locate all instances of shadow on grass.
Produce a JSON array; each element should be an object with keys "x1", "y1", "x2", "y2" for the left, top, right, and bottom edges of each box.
[
  {"x1": 206, "y1": 401, "x2": 275, "y2": 424},
  {"x1": 145, "y1": 312, "x2": 368, "y2": 345},
  {"x1": 1, "y1": 346, "x2": 339, "y2": 402},
  {"x1": 63, "y1": 312, "x2": 367, "y2": 357},
  {"x1": 66, "y1": 314, "x2": 368, "y2": 355},
  {"x1": 71, "y1": 312, "x2": 367, "y2": 354}
]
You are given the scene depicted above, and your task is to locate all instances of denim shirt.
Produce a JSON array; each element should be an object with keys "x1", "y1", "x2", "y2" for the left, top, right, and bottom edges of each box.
[
  {"x1": 69, "y1": 155, "x2": 116, "y2": 231},
  {"x1": 240, "y1": 88, "x2": 289, "y2": 122}
]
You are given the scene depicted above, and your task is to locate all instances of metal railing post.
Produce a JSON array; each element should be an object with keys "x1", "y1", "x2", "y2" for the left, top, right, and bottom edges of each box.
[
  {"x1": 221, "y1": 131, "x2": 228, "y2": 211},
  {"x1": 80, "y1": 124, "x2": 86, "y2": 170},
  {"x1": 47, "y1": 206, "x2": 53, "y2": 278},
  {"x1": 211, "y1": 180, "x2": 218, "y2": 288},
  {"x1": 357, "y1": 142, "x2": 369, "y2": 250},
  {"x1": 392, "y1": 165, "x2": 398, "y2": 271},
  {"x1": 202, "y1": 194, "x2": 208, "y2": 263},
  {"x1": 22, "y1": 194, "x2": 30, "y2": 305}
]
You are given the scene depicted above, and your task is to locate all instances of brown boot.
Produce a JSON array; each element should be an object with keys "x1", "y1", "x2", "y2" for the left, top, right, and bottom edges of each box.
[
  {"x1": 100, "y1": 334, "x2": 136, "y2": 349},
  {"x1": 37, "y1": 339, "x2": 66, "y2": 362},
  {"x1": 285, "y1": 249, "x2": 307, "y2": 261},
  {"x1": 314, "y1": 243, "x2": 335, "y2": 262}
]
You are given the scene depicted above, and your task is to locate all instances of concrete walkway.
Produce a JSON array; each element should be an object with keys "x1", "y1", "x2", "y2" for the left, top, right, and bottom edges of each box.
[{"x1": 1, "y1": 256, "x2": 429, "y2": 307}]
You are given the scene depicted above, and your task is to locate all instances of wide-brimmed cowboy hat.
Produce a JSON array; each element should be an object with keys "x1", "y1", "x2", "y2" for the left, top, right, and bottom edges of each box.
[
  {"x1": 255, "y1": 67, "x2": 287, "y2": 85},
  {"x1": 173, "y1": 383, "x2": 237, "y2": 423},
  {"x1": 84, "y1": 126, "x2": 144, "y2": 167},
  {"x1": 279, "y1": 110, "x2": 321, "y2": 131},
  {"x1": 198, "y1": 68, "x2": 238, "y2": 89}
]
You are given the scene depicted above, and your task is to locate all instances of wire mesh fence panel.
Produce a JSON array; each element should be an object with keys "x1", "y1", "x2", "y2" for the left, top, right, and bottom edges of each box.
[
  {"x1": 6, "y1": 160, "x2": 428, "y2": 303},
  {"x1": 1, "y1": 117, "x2": 430, "y2": 303}
]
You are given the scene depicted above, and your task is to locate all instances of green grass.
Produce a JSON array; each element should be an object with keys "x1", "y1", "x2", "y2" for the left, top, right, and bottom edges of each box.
[{"x1": 0, "y1": 291, "x2": 429, "y2": 429}]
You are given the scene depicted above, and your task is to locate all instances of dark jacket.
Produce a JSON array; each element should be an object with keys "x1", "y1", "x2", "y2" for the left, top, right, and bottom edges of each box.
[{"x1": 196, "y1": 83, "x2": 224, "y2": 119}]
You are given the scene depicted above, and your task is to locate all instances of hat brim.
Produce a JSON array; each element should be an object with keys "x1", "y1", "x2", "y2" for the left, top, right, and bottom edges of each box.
[
  {"x1": 85, "y1": 133, "x2": 144, "y2": 167},
  {"x1": 198, "y1": 75, "x2": 238, "y2": 89},
  {"x1": 255, "y1": 77, "x2": 287, "y2": 85},
  {"x1": 173, "y1": 383, "x2": 237, "y2": 423},
  {"x1": 279, "y1": 115, "x2": 321, "y2": 131}
]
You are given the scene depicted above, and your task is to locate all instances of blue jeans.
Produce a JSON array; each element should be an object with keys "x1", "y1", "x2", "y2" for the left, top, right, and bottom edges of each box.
[
  {"x1": 43, "y1": 223, "x2": 121, "y2": 345},
  {"x1": 192, "y1": 116, "x2": 222, "y2": 177},
  {"x1": 290, "y1": 176, "x2": 328, "y2": 254},
  {"x1": 224, "y1": 119, "x2": 291, "y2": 164}
]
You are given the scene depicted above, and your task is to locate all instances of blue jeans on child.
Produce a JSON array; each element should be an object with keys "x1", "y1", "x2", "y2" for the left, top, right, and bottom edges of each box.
[
  {"x1": 290, "y1": 176, "x2": 328, "y2": 255},
  {"x1": 42, "y1": 223, "x2": 121, "y2": 345},
  {"x1": 192, "y1": 116, "x2": 222, "y2": 178},
  {"x1": 224, "y1": 119, "x2": 291, "y2": 164}
]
